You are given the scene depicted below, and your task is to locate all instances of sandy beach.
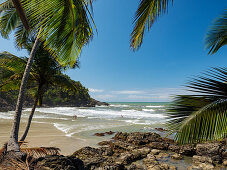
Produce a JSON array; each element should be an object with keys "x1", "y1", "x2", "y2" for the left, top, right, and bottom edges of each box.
[{"x1": 0, "y1": 120, "x2": 94, "y2": 155}]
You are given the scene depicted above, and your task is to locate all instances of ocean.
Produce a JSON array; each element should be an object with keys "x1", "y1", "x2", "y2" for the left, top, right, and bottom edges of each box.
[{"x1": 0, "y1": 102, "x2": 170, "y2": 145}]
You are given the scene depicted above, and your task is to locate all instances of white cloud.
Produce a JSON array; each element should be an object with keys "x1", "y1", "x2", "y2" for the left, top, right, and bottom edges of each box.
[
  {"x1": 88, "y1": 87, "x2": 195, "y2": 102},
  {"x1": 112, "y1": 90, "x2": 145, "y2": 95},
  {"x1": 93, "y1": 94, "x2": 116, "y2": 101},
  {"x1": 88, "y1": 88, "x2": 104, "y2": 93}
]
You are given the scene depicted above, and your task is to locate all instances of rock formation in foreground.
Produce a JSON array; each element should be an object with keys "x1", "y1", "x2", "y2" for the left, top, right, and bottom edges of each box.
[{"x1": 3, "y1": 132, "x2": 227, "y2": 169}]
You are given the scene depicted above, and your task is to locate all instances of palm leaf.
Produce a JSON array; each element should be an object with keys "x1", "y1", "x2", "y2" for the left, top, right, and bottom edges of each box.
[
  {"x1": 206, "y1": 10, "x2": 227, "y2": 54},
  {"x1": 130, "y1": 0, "x2": 172, "y2": 50},
  {"x1": 21, "y1": 147, "x2": 60, "y2": 158},
  {"x1": 21, "y1": 0, "x2": 94, "y2": 66},
  {"x1": 176, "y1": 99, "x2": 227, "y2": 144}
]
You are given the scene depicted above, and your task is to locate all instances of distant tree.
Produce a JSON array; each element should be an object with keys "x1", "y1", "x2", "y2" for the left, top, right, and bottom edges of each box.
[{"x1": 0, "y1": 41, "x2": 79, "y2": 142}]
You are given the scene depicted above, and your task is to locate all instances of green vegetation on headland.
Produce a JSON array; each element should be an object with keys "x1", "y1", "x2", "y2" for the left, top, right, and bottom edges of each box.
[{"x1": 0, "y1": 79, "x2": 107, "y2": 112}]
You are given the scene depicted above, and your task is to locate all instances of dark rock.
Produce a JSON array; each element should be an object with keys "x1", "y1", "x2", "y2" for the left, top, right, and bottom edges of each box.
[
  {"x1": 168, "y1": 144, "x2": 180, "y2": 153},
  {"x1": 188, "y1": 163, "x2": 214, "y2": 170},
  {"x1": 100, "y1": 163, "x2": 125, "y2": 170},
  {"x1": 34, "y1": 155, "x2": 84, "y2": 170},
  {"x1": 128, "y1": 163, "x2": 146, "y2": 170},
  {"x1": 111, "y1": 141, "x2": 137, "y2": 153},
  {"x1": 72, "y1": 146, "x2": 107, "y2": 168},
  {"x1": 106, "y1": 131, "x2": 115, "y2": 135},
  {"x1": 98, "y1": 141, "x2": 113, "y2": 146},
  {"x1": 156, "y1": 152, "x2": 170, "y2": 159},
  {"x1": 196, "y1": 143, "x2": 223, "y2": 163},
  {"x1": 155, "y1": 128, "x2": 168, "y2": 132},
  {"x1": 150, "y1": 149, "x2": 161, "y2": 155},
  {"x1": 149, "y1": 142, "x2": 169, "y2": 150},
  {"x1": 179, "y1": 144, "x2": 196, "y2": 156},
  {"x1": 114, "y1": 132, "x2": 162, "y2": 146},
  {"x1": 171, "y1": 153, "x2": 183, "y2": 160},
  {"x1": 95, "y1": 133, "x2": 106, "y2": 137},
  {"x1": 192, "y1": 155, "x2": 213, "y2": 164}
]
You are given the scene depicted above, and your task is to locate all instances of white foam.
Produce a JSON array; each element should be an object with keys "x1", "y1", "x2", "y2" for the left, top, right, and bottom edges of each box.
[
  {"x1": 146, "y1": 106, "x2": 164, "y2": 108},
  {"x1": 110, "y1": 104, "x2": 129, "y2": 107},
  {"x1": 142, "y1": 109, "x2": 155, "y2": 112}
]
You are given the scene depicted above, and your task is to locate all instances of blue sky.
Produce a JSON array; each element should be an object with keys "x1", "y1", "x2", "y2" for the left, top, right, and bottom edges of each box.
[{"x1": 0, "y1": 0, "x2": 227, "y2": 102}]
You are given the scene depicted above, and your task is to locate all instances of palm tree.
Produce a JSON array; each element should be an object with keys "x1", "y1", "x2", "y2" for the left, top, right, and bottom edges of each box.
[
  {"x1": 0, "y1": 0, "x2": 94, "y2": 152},
  {"x1": 168, "y1": 67, "x2": 227, "y2": 144},
  {"x1": 0, "y1": 42, "x2": 79, "y2": 142}
]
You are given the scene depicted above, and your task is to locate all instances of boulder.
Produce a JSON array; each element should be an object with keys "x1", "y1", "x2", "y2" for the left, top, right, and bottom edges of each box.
[
  {"x1": 72, "y1": 146, "x2": 107, "y2": 168},
  {"x1": 223, "y1": 160, "x2": 227, "y2": 166},
  {"x1": 150, "y1": 149, "x2": 161, "y2": 155},
  {"x1": 179, "y1": 144, "x2": 196, "y2": 156},
  {"x1": 192, "y1": 155, "x2": 213, "y2": 164},
  {"x1": 156, "y1": 152, "x2": 169, "y2": 159},
  {"x1": 34, "y1": 155, "x2": 84, "y2": 170},
  {"x1": 168, "y1": 144, "x2": 180, "y2": 153},
  {"x1": 127, "y1": 163, "x2": 146, "y2": 170},
  {"x1": 196, "y1": 143, "x2": 223, "y2": 163},
  {"x1": 187, "y1": 163, "x2": 214, "y2": 170},
  {"x1": 149, "y1": 142, "x2": 169, "y2": 150},
  {"x1": 171, "y1": 153, "x2": 183, "y2": 160},
  {"x1": 114, "y1": 132, "x2": 162, "y2": 146}
]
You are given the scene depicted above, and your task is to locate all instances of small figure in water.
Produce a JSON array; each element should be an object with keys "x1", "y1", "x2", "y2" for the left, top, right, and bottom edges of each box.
[
  {"x1": 121, "y1": 115, "x2": 123, "y2": 118},
  {"x1": 73, "y1": 115, "x2": 77, "y2": 120}
]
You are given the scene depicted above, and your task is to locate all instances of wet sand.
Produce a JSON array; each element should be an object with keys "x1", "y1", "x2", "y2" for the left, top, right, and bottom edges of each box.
[{"x1": 0, "y1": 120, "x2": 92, "y2": 155}]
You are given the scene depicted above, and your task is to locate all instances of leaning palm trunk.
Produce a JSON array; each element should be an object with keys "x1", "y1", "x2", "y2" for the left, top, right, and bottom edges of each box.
[
  {"x1": 20, "y1": 94, "x2": 39, "y2": 142},
  {"x1": 7, "y1": 37, "x2": 40, "y2": 152}
]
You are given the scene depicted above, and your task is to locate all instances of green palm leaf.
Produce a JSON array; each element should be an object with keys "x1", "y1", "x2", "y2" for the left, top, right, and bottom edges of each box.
[
  {"x1": 168, "y1": 67, "x2": 227, "y2": 143},
  {"x1": 176, "y1": 99, "x2": 227, "y2": 144},
  {"x1": 206, "y1": 10, "x2": 227, "y2": 54},
  {"x1": 130, "y1": 0, "x2": 172, "y2": 50}
]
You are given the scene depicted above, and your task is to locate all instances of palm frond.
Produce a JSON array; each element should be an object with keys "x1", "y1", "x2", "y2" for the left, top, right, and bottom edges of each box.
[
  {"x1": 206, "y1": 10, "x2": 227, "y2": 54},
  {"x1": 21, "y1": 0, "x2": 94, "y2": 66},
  {"x1": 167, "y1": 95, "x2": 211, "y2": 131},
  {"x1": 130, "y1": 0, "x2": 172, "y2": 50},
  {"x1": 176, "y1": 99, "x2": 227, "y2": 144},
  {"x1": 167, "y1": 67, "x2": 227, "y2": 127},
  {"x1": 21, "y1": 147, "x2": 60, "y2": 158},
  {"x1": 0, "y1": 3, "x2": 21, "y2": 38}
]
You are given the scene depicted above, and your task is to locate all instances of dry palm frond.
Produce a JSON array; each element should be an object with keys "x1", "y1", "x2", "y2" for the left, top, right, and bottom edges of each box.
[
  {"x1": 2, "y1": 158, "x2": 28, "y2": 170},
  {"x1": 0, "y1": 143, "x2": 7, "y2": 163},
  {"x1": 21, "y1": 147, "x2": 60, "y2": 158}
]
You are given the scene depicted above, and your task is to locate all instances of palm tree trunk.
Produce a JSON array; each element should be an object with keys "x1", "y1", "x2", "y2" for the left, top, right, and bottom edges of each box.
[
  {"x1": 20, "y1": 94, "x2": 39, "y2": 142},
  {"x1": 7, "y1": 37, "x2": 40, "y2": 152}
]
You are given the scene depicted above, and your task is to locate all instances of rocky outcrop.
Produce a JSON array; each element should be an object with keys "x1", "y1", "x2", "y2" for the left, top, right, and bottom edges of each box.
[
  {"x1": 5, "y1": 132, "x2": 227, "y2": 170},
  {"x1": 33, "y1": 155, "x2": 85, "y2": 170}
]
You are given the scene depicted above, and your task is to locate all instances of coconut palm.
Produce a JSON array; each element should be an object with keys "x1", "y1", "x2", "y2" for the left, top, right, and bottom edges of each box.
[
  {"x1": 0, "y1": 0, "x2": 94, "y2": 151},
  {"x1": 0, "y1": 42, "x2": 79, "y2": 142},
  {"x1": 168, "y1": 67, "x2": 227, "y2": 144}
]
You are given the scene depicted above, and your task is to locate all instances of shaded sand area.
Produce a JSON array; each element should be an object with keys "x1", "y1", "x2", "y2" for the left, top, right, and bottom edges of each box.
[{"x1": 0, "y1": 120, "x2": 96, "y2": 155}]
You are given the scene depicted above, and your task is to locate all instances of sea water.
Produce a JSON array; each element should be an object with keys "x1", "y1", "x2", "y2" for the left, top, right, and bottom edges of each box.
[{"x1": 0, "y1": 102, "x2": 169, "y2": 139}]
